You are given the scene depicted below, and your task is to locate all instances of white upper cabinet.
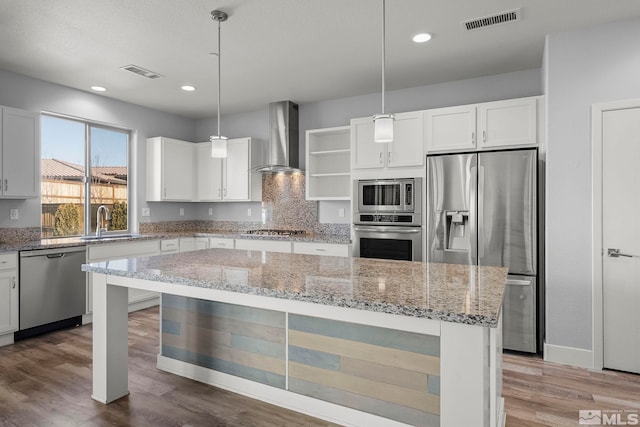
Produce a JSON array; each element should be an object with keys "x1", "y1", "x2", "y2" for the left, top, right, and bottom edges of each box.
[
  {"x1": 196, "y1": 137, "x2": 262, "y2": 202},
  {"x1": 306, "y1": 126, "x2": 351, "y2": 200},
  {"x1": 424, "y1": 105, "x2": 476, "y2": 152},
  {"x1": 197, "y1": 143, "x2": 223, "y2": 201},
  {"x1": 0, "y1": 107, "x2": 40, "y2": 199},
  {"x1": 424, "y1": 96, "x2": 541, "y2": 153},
  {"x1": 146, "y1": 137, "x2": 195, "y2": 201},
  {"x1": 477, "y1": 97, "x2": 538, "y2": 149},
  {"x1": 351, "y1": 111, "x2": 424, "y2": 170}
]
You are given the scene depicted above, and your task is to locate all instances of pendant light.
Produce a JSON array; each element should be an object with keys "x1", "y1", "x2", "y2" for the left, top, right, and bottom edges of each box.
[
  {"x1": 373, "y1": 0, "x2": 394, "y2": 143},
  {"x1": 210, "y1": 10, "x2": 228, "y2": 158}
]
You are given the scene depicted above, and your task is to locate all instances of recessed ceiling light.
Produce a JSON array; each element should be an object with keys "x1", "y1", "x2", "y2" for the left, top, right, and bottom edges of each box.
[
  {"x1": 91, "y1": 85, "x2": 107, "y2": 92},
  {"x1": 412, "y1": 33, "x2": 432, "y2": 43},
  {"x1": 181, "y1": 85, "x2": 196, "y2": 92}
]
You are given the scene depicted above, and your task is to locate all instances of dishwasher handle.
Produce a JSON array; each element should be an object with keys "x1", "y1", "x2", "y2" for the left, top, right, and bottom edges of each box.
[{"x1": 46, "y1": 253, "x2": 65, "y2": 259}]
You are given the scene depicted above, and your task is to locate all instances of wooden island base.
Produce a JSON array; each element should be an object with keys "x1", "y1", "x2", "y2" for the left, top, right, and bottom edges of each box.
[{"x1": 90, "y1": 272, "x2": 504, "y2": 427}]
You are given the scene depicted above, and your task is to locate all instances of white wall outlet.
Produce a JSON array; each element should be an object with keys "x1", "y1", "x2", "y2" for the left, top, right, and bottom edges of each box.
[
  {"x1": 338, "y1": 208, "x2": 345, "y2": 218},
  {"x1": 179, "y1": 208, "x2": 185, "y2": 216},
  {"x1": 208, "y1": 208, "x2": 213, "y2": 216},
  {"x1": 10, "y1": 209, "x2": 19, "y2": 220},
  {"x1": 141, "y1": 208, "x2": 150, "y2": 217},
  {"x1": 247, "y1": 208, "x2": 252, "y2": 217}
]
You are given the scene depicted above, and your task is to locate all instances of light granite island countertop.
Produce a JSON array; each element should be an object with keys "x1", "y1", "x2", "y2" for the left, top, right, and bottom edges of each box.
[{"x1": 83, "y1": 249, "x2": 508, "y2": 427}]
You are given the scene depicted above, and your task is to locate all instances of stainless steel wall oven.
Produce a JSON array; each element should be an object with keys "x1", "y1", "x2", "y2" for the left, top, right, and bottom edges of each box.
[{"x1": 353, "y1": 178, "x2": 422, "y2": 262}]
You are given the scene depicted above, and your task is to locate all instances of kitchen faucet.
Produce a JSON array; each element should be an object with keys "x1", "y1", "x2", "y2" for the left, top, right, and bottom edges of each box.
[{"x1": 96, "y1": 205, "x2": 111, "y2": 238}]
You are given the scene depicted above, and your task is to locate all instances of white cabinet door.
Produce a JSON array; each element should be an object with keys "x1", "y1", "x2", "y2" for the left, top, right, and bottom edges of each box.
[
  {"x1": 387, "y1": 112, "x2": 424, "y2": 168},
  {"x1": 223, "y1": 138, "x2": 250, "y2": 201},
  {"x1": 210, "y1": 237, "x2": 234, "y2": 249},
  {"x1": 0, "y1": 271, "x2": 18, "y2": 335},
  {"x1": 179, "y1": 237, "x2": 196, "y2": 252},
  {"x1": 235, "y1": 239, "x2": 292, "y2": 253},
  {"x1": 478, "y1": 98, "x2": 537, "y2": 149},
  {"x1": 195, "y1": 237, "x2": 209, "y2": 250},
  {"x1": 196, "y1": 142, "x2": 223, "y2": 201},
  {"x1": 292, "y1": 242, "x2": 350, "y2": 257},
  {"x1": 351, "y1": 118, "x2": 385, "y2": 169},
  {"x1": 162, "y1": 138, "x2": 195, "y2": 201},
  {"x1": 1, "y1": 107, "x2": 40, "y2": 198},
  {"x1": 424, "y1": 105, "x2": 476, "y2": 152}
]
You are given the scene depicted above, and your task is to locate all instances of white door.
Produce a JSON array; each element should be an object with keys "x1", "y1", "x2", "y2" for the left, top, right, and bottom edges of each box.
[
  {"x1": 603, "y1": 106, "x2": 640, "y2": 373},
  {"x1": 424, "y1": 105, "x2": 476, "y2": 153}
]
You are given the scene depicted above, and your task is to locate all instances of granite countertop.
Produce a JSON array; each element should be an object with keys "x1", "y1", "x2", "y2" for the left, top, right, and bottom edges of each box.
[
  {"x1": 82, "y1": 248, "x2": 508, "y2": 327},
  {"x1": 0, "y1": 231, "x2": 350, "y2": 253}
]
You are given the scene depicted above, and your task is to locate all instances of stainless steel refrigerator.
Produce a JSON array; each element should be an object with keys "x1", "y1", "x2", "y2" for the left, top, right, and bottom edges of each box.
[{"x1": 426, "y1": 149, "x2": 538, "y2": 353}]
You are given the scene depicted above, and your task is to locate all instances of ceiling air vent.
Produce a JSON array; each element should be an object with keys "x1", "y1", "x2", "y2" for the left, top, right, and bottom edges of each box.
[
  {"x1": 462, "y1": 8, "x2": 521, "y2": 31},
  {"x1": 120, "y1": 64, "x2": 163, "y2": 79}
]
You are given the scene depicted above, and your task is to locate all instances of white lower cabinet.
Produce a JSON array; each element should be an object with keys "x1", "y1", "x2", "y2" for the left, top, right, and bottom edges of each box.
[
  {"x1": 209, "y1": 237, "x2": 234, "y2": 249},
  {"x1": 235, "y1": 239, "x2": 292, "y2": 253},
  {"x1": 179, "y1": 237, "x2": 196, "y2": 252},
  {"x1": 160, "y1": 238, "x2": 179, "y2": 254},
  {"x1": 86, "y1": 240, "x2": 161, "y2": 319},
  {"x1": 0, "y1": 252, "x2": 18, "y2": 346},
  {"x1": 292, "y1": 242, "x2": 350, "y2": 257}
]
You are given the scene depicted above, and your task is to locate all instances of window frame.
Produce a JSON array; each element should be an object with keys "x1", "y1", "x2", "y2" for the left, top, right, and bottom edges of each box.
[{"x1": 41, "y1": 112, "x2": 132, "y2": 238}]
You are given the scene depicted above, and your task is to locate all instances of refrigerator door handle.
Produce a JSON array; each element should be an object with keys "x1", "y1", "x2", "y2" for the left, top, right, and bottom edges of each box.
[
  {"x1": 477, "y1": 165, "x2": 485, "y2": 259},
  {"x1": 469, "y1": 165, "x2": 478, "y2": 265}
]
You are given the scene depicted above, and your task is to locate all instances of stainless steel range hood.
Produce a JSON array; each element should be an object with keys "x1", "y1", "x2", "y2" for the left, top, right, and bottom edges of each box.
[{"x1": 256, "y1": 101, "x2": 300, "y2": 173}]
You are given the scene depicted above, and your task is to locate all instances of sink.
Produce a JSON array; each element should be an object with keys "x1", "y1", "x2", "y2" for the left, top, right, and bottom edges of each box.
[{"x1": 80, "y1": 234, "x2": 138, "y2": 242}]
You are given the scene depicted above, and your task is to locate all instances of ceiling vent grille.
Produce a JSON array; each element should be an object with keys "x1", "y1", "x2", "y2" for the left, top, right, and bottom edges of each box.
[
  {"x1": 463, "y1": 8, "x2": 521, "y2": 31},
  {"x1": 120, "y1": 64, "x2": 163, "y2": 79}
]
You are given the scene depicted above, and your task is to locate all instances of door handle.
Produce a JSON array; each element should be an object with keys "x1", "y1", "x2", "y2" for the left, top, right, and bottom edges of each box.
[
  {"x1": 608, "y1": 248, "x2": 636, "y2": 258},
  {"x1": 46, "y1": 253, "x2": 66, "y2": 259}
]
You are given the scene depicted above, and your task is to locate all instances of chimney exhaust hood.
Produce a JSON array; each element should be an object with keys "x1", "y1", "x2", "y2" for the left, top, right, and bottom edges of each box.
[{"x1": 256, "y1": 101, "x2": 300, "y2": 173}]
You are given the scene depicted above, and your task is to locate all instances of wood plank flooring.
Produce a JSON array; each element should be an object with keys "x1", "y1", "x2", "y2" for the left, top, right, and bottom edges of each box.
[{"x1": 0, "y1": 306, "x2": 638, "y2": 426}]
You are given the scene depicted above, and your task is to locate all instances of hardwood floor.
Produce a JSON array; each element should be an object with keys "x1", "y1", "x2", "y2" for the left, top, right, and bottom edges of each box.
[{"x1": 1, "y1": 307, "x2": 639, "y2": 426}]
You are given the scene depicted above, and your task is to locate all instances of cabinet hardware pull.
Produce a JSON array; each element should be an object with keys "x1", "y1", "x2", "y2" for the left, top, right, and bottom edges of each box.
[
  {"x1": 472, "y1": 132, "x2": 475, "y2": 143},
  {"x1": 483, "y1": 130, "x2": 487, "y2": 143},
  {"x1": 224, "y1": 188, "x2": 227, "y2": 196},
  {"x1": 315, "y1": 248, "x2": 327, "y2": 252},
  {"x1": 12, "y1": 277, "x2": 16, "y2": 289},
  {"x1": 388, "y1": 151, "x2": 392, "y2": 163},
  {"x1": 379, "y1": 152, "x2": 383, "y2": 164},
  {"x1": 218, "y1": 188, "x2": 222, "y2": 197},
  {"x1": 4, "y1": 179, "x2": 7, "y2": 192}
]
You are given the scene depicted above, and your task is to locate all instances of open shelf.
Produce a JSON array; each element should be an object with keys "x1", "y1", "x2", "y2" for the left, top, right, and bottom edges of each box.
[{"x1": 306, "y1": 126, "x2": 351, "y2": 201}]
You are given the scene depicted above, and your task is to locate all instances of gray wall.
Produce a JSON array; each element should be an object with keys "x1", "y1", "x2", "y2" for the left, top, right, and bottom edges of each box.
[
  {"x1": 195, "y1": 68, "x2": 542, "y2": 224},
  {"x1": 0, "y1": 68, "x2": 197, "y2": 229},
  {"x1": 545, "y1": 17, "x2": 640, "y2": 350}
]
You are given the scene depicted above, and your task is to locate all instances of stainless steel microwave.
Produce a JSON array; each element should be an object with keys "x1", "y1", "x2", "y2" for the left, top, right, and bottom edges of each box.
[{"x1": 355, "y1": 178, "x2": 421, "y2": 213}]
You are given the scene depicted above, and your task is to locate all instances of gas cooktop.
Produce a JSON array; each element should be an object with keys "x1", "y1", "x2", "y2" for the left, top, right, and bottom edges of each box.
[{"x1": 241, "y1": 229, "x2": 307, "y2": 237}]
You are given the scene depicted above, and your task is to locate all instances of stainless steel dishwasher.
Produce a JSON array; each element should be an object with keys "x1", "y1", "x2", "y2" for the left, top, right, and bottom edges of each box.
[{"x1": 16, "y1": 246, "x2": 86, "y2": 340}]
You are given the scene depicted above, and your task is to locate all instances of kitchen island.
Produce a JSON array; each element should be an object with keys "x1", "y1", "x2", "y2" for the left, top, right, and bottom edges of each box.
[{"x1": 83, "y1": 249, "x2": 507, "y2": 427}]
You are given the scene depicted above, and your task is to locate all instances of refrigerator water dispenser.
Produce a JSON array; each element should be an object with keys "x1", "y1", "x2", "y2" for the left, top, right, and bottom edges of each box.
[{"x1": 445, "y1": 210, "x2": 470, "y2": 252}]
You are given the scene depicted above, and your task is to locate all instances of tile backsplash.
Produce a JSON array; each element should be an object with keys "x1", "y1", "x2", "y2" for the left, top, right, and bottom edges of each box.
[{"x1": 140, "y1": 173, "x2": 350, "y2": 237}]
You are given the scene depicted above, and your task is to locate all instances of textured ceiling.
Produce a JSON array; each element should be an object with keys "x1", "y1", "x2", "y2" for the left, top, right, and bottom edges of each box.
[{"x1": 1, "y1": 0, "x2": 639, "y2": 118}]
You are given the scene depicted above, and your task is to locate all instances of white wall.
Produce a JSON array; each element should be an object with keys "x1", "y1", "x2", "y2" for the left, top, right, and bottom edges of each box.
[
  {"x1": 545, "y1": 17, "x2": 640, "y2": 353},
  {"x1": 195, "y1": 68, "x2": 542, "y2": 224},
  {"x1": 0, "y1": 68, "x2": 197, "y2": 229}
]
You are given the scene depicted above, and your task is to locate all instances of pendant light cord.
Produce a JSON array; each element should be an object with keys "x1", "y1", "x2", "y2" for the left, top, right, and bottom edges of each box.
[
  {"x1": 381, "y1": 0, "x2": 386, "y2": 115},
  {"x1": 217, "y1": 16, "x2": 222, "y2": 138}
]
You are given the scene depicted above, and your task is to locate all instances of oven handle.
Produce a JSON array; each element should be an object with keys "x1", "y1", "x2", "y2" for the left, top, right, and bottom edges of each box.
[{"x1": 353, "y1": 226, "x2": 421, "y2": 234}]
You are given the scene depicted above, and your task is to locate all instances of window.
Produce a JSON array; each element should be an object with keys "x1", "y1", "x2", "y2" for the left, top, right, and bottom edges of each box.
[{"x1": 41, "y1": 114, "x2": 130, "y2": 238}]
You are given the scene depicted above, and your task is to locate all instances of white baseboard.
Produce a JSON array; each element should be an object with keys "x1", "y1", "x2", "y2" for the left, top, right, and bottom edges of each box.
[
  {"x1": 544, "y1": 343, "x2": 594, "y2": 369},
  {"x1": 156, "y1": 355, "x2": 412, "y2": 427}
]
